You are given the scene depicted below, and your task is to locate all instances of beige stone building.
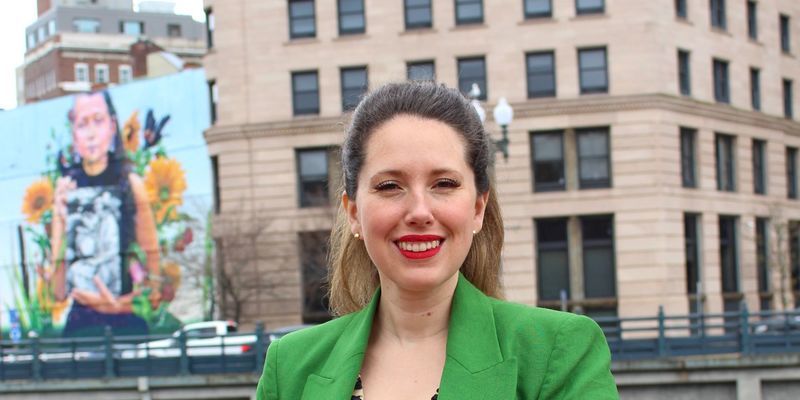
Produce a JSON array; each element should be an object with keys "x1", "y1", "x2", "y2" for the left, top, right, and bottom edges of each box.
[{"x1": 202, "y1": 0, "x2": 800, "y2": 330}]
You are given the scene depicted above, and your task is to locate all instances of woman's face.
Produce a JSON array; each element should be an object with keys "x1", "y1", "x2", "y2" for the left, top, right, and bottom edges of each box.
[
  {"x1": 72, "y1": 93, "x2": 116, "y2": 164},
  {"x1": 345, "y1": 115, "x2": 489, "y2": 294}
]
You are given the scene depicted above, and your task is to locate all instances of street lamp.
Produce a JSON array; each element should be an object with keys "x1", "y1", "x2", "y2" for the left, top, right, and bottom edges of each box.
[{"x1": 468, "y1": 83, "x2": 513, "y2": 162}]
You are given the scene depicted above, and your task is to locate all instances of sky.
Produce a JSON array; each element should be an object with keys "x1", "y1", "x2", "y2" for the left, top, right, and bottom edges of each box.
[{"x1": 0, "y1": 0, "x2": 206, "y2": 111}]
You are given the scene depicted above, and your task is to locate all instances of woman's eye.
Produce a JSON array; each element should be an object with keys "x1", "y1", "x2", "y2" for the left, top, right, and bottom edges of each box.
[
  {"x1": 375, "y1": 181, "x2": 400, "y2": 191},
  {"x1": 435, "y1": 179, "x2": 460, "y2": 189}
]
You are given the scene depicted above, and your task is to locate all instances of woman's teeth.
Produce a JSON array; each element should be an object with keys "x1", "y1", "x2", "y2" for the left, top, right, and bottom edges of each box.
[{"x1": 398, "y1": 240, "x2": 441, "y2": 252}]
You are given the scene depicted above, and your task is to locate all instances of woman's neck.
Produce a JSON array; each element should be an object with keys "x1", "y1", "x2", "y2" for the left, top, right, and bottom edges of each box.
[
  {"x1": 82, "y1": 156, "x2": 108, "y2": 176},
  {"x1": 374, "y1": 274, "x2": 458, "y2": 344}
]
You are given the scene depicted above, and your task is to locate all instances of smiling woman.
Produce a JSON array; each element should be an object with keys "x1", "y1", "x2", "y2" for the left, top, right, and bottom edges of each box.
[{"x1": 256, "y1": 82, "x2": 619, "y2": 400}]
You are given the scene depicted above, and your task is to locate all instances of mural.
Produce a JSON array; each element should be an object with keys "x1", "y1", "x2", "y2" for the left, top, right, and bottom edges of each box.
[{"x1": 1, "y1": 69, "x2": 213, "y2": 338}]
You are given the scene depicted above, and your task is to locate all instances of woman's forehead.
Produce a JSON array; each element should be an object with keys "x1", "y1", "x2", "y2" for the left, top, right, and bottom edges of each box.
[{"x1": 73, "y1": 94, "x2": 109, "y2": 117}]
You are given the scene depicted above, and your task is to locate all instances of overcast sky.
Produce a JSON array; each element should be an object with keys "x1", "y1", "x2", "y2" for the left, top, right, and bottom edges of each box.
[{"x1": 0, "y1": 0, "x2": 205, "y2": 111}]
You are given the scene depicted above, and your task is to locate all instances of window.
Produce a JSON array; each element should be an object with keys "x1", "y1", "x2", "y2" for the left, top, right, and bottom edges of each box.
[
  {"x1": 576, "y1": 0, "x2": 604, "y2": 15},
  {"x1": 120, "y1": 20, "x2": 143, "y2": 35},
  {"x1": 457, "y1": 57, "x2": 487, "y2": 100},
  {"x1": 204, "y1": 7, "x2": 214, "y2": 48},
  {"x1": 94, "y1": 64, "x2": 109, "y2": 84},
  {"x1": 407, "y1": 61, "x2": 435, "y2": 81},
  {"x1": 289, "y1": 0, "x2": 316, "y2": 39},
  {"x1": 211, "y1": 155, "x2": 220, "y2": 214},
  {"x1": 781, "y1": 14, "x2": 791, "y2": 53},
  {"x1": 535, "y1": 218, "x2": 570, "y2": 302},
  {"x1": 525, "y1": 0, "x2": 552, "y2": 18},
  {"x1": 710, "y1": 0, "x2": 726, "y2": 30},
  {"x1": 531, "y1": 131, "x2": 565, "y2": 191},
  {"x1": 527, "y1": 51, "x2": 556, "y2": 98},
  {"x1": 747, "y1": 1, "x2": 757, "y2": 40},
  {"x1": 48, "y1": 20, "x2": 55, "y2": 35},
  {"x1": 73, "y1": 18, "x2": 100, "y2": 33},
  {"x1": 292, "y1": 71, "x2": 319, "y2": 115},
  {"x1": 581, "y1": 215, "x2": 616, "y2": 299},
  {"x1": 341, "y1": 66, "x2": 368, "y2": 111},
  {"x1": 37, "y1": 26, "x2": 46, "y2": 42},
  {"x1": 784, "y1": 79, "x2": 794, "y2": 119},
  {"x1": 790, "y1": 221, "x2": 800, "y2": 308},
  {"x1": 297, "y1": 148, "x2": 330, "y2": 207},
  {"x1": 167, "y1": 23, "x2": 182, "y2": 38},
  {"x1": 118, "y1": 65, "x2": 132, "y2": 84},
  {"x1": 715, "y1": 133, "x2": 735, "y2": 191},
  {"x1": 678, "y1": 50, "x2": 691, "y2": 96},
  {"x1": 338, "y1": 0, "x2": 365, "y2": 35},
  {"x1": 750, "y1": 67, "x2": 761, "y2": 110},
  {"x1": 455, "y1": 0, "x2": 483, "y2": 25},
  {"x1": 752, "y1": 139, "x2": 766, "y2": 195},
  {"x1": 675, "y1": 0, "x2": 687, "y2": 19},
  {"x1": 298, "y1": 231, "x2": 332, "y2": 323},
  {"x1": 404, "y1": 0, "x2": 432, "y2": 29},
  {"x1": 680, "y1": 127, "x2": 697, "y2": 188},
  {"x1": 684, "y1": 213, "x2": 701, "y2": 298},
  {"x1": 74, "y1": 63, "x2": 89, "y2": 83},
  {"x1": 27, "y1": 33, "x2": 35, "y2": 49},
  {"x1": 718, "y1": 215, "x2": 740, "y2": 294},
  {"x1": 713, "y1": 58, "x2": 729, "y2": 104},
  {"x1": 208, "y1": 79, "x2": 218, "y2": 124},
  {"x1": 577, "y1": 128, "x2": 611, "y2": 188},
  {"x1": 578, "y1": 47, "x2": 608, "y2": 94},
  {"x1": 755, "y1": 217, "x2": 771, "y2": 311},
  {"x1": 787, "y1": 147, "x2": 797, "y2": 199}
]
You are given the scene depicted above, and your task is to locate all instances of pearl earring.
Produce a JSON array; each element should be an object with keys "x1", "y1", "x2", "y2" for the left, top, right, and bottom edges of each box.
[
  {"x1": 472, "y1": 230, "x2": 477, "y2": 235},
  {"x1": 354, "y1": 233, "x2": 360, "y2": 239}
]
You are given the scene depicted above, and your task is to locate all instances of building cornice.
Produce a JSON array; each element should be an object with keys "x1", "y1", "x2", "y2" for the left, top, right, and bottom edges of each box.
[{"x1": 205, "y1": 94, "x2": 800, "y2": 145}]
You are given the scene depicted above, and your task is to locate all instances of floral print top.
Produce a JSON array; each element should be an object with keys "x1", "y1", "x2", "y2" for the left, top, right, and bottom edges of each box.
[{"x1": 352, "y1": 375, "x2": 439, "y2": 400}]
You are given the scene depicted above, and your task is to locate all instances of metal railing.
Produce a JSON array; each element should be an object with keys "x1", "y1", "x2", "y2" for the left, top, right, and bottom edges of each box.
[{"x1": 1, "y1": 306, "x2": 799, "y2": 381}]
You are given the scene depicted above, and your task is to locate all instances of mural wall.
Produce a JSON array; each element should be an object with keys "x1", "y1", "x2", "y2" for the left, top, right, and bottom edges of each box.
[{"x1": 0, "y1": 69, "x2": 213, "y2": 338}]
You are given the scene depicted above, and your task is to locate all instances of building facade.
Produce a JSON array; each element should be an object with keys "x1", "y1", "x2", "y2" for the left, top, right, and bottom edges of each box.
[
  {"x1": 203, "y1": 0, "x2": 800, "y2": 330},
  {"x1": 20, "y1": 0, "x2": 206, "y2": 104}
]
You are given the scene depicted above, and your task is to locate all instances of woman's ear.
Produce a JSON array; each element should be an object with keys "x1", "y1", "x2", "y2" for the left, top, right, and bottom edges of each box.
[
  {"x1": 342, "y1": 191, "x2": 360, "y2": 235},
  {"x1": 473, "y1": 190, "x2": 489, "y2": 232}
]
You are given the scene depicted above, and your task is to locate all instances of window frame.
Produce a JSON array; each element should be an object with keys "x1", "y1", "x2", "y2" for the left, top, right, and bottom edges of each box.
[
  {"x1": 204, "y1": 7, "x2": 214, "y2": 48},
  {"x1": 296, "y1": 147, "x2": 331, "y2": 208},
  {"x1": 678, "y1": 49, "x2": 691, "y2": 96},
  {"x1": 526, "y1": 50, "x2": 556, "y2": 98},
  {"x1": 578, "y1": 47, "x2": 609, "y2": 94},
  {"x1": 684, "y1": 213, "x2": 701, "y2": 295},
  {"x1": 675, "y1": 0, "x2": 687, "y2": 19},
  {"x1": 580, "y1": 214, "x2": 616, "y2": 300},
  {"x1": 407, "y1": 60, "x2": 436, "y2": 81},
  {"x1": 94, "y1": 63, "x2": 109, "y2": 84},
  {"x1": 575, "y1": 0, "x2": 605, "y2": 15},
  {"x1": 576, "y1": 127, "x2": 612, "y2": 189},
  {"x1": 118, "y1": 65, "x2": 132, "y2": 84},
  {"x1": 713, "y1": 58, "x2": 730, "y2": 104},
  {"x1": 752, "y1": 139, "x2": 766, "y2": 195},
  {"x1": 750, "y1": 67, "x2": 761, "y2": 111},
  {"x1": 780, "y1": 14, "x2": 791, "y2": 54},
  {"x1": 289, "y1": 0, "x2": 317, "y2": 39},
  {"x1": 292, "y1": 70, "x2": 320, "y2": 116},
  {"x1": 167, "y1": 23, "x2": 182, "y2": 38},
  {"x1": 531, "y1": 130, "x2": 566, "y2": 192},
  {"x1": 784, "y1": 78, "x2": 794, "y2": 119},
  {"x1": 457, "y1": 56, "x2": 487, "y2": 100},
  {"x1": 454, "y1": 0, "x2": 484, "y2": 25},
  {"x1": 680, "y1": 127, "x2": 697, "y2": 188},
  {"x1": 747, "y1": 1, "x2": 757, "y2": 40},
  {"x1": 210, "y1": 155, "x2": 221, "y2": 214},
  {"x1": 787, "y1": 146, "x2": 798, "y2": 199},
  {"x1": 715, "y1": 133, "x2": 736, "y2": 192},
  {"x1": 120, "y1": 20, "x2": 144, "y2": 35},
  {"x1": 73, "y1": 18, "x2": 101, "y2": 33},
  {"x1": 337, "y1": 0, "x2": 365, "y2": 35},
  {"x1": 535, "y1": 217, "x2": 571, "y2": 302},
  {"x1": 755, "y1": 217, "x2": 771, "y2": 310},
  {"x1": 710, "y1": 0, "x2": 726, "y2": 30},
  {"x1": 524, "y1": 0, "x2": 552, "y2": 19},
  {"x1": 74, "y1": 63, "x2": 89, "y2": 83},
  {"x1": 208, "y1": 79, "x2": 218, "y2": 124},
  {"x1": 718, "y1": 214, "x2": 740, "y2": 294},
  {"x1": 340, "y1": 66, "x2": 368, "y2": 112},
  {"x1": 404, "y1": 0, "x2": 433, "y2": 29}
]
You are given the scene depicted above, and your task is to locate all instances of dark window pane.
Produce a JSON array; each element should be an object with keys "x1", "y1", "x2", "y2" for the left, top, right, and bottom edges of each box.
[
  {"x1": 299, "y1": 231, "x2": 332, "y2": 323},
  {"x1": 751, "y1": 68, "x2": 761, "y2": 110},
  {"x1": 756, "y1": 217, "x2": 771, "y2": 310},
  {"x1": 713, "y1": 59, "x2": 729, "y2": 103},
  {"x1": 527, "y1": 52, "x2": 555, "y2": 98},
  {"x1": 408, "y1": 61, "x2": 435, "y2": 81},
  {"x1": 405, "y1": 0, "x2": 432, "y2": 28},
  {"x1": 338, "y1": 0, "x2": 365, "y2": 34},
  {"x1": 718, "y1": 215, "x2": 739, "y2": 293},
  {"x1": 781, "y1": 14, "x2": 791, "y2": 53},
  {"x1": 577, "y1": 129, "x2": 610, "y2": 188},
  {"x1": 579, "y1": 48, "x2": 608, "y2": 94},
  {"x1": 753, "y1": 139, "x2": 766, "y2": 195},
  {"x1": 678, "y1": 50, "x2": 691, "y2": 96},
  {"x1": 290, "y1": 0, "x2": 316, "y2": 38},
  {"x1": 536, "y1": 218, "x2": 569, "y2": 301},
  {"x1": 675, "y1": 0, "x2": 687, "y2": 18},
  {"x1": 532, "y1": 131, "x2": 565, "y2": 191},
  {"x1": 680, "y1": 127, "x2": 697, "y2": 188},
  {"x1": 581, "y1": 215, "x2": 615, "y2": 299},
  {"x1": 458, "y1": 57, "x2": 487, "y2": 99},
  {"x1": 684, "y1": 213, "x2": 700, "y2": 294},
  {"x1": 576, "y1": 0, "x2": 604, "y2": 14},
  {"x1": 715, "y1": 133, "x2": 735, "y2": 191},
  {"x1": 455, "y1": 0, "x2": 483, "y2": 24},
  {"x1": 525, "y1": 0, "x2": 552, "y2": 18},
  {"x1": 297, "y1": 149, "x2": 329, "y2": 207},
  {"x1": 788, "y1": 147, "x2": 797, "y2": 199},
  {"x1": 341, "y1": 67, "x2": 367, "y2": 111},
  {"x1": 293, "y1": 71, "x2": 319, "y2": 115},
  {"x1": 747, "y1": 1, "x2": 757, "y2": 40},
  {"x1": 710, "y1": 0, "x2": 726, "y2": 29},
  {"x1": 784, "y1": 79, "x2": 794, "y2": 119}
]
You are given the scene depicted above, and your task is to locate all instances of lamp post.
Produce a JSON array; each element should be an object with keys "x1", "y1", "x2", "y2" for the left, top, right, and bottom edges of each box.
[{"x1": 469, "y1": 83, "x2": 513, "y2": 162}]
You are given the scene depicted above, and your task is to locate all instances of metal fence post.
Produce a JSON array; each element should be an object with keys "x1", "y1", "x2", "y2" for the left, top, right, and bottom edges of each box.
[
  {"x1": 104, "y1": 326, "x2": 114, "y2": 378},
  {"x1": 179, "y1": 329, "x2": 189, "y2": 375},
  {"x1": 31, "y1": 335, "x2": 42, "y2": 381},
  {"x1": 739, "y1": 301, "x2": 750, "y2": 355},
  {"x1": 255, "y1": 322, "x2": 265, "y2": 374},
  {"x1": 657, "y1": 305, "x2": 666, "y2": 357}
]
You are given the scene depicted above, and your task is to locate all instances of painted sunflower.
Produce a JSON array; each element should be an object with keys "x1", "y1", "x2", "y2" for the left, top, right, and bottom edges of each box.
[
  {"x1": 122, "y1": 110, "x2": 141, "y2": 153},
  {"x1": 144, "y1": 157, "x2": 187, "y2": 223},
  {"x1": 21, "y1": 179, "x2": 53, "y2": 224}
]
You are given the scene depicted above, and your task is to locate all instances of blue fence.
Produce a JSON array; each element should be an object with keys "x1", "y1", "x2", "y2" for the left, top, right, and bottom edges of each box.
[{"x1": 1, "y1": 307, "x2": 799, "y2": 381}]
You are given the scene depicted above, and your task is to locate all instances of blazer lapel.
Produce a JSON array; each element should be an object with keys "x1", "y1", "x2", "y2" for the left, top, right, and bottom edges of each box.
[
  {"x1": 438, "y1": 274, "x2": 518, "y2": 399},
  {"x1": 301, "y1": 289, "x2": 380, "y2": 400}
]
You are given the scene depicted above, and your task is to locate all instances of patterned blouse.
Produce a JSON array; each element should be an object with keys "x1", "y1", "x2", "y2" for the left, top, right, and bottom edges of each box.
[{"x1": 352, "y1": 375, "x2": 439, "y2": 400}]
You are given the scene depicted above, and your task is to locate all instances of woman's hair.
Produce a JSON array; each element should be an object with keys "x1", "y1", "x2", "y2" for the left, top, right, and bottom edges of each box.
[{"x1": 328, "y1": 81, "x2": 505, "y2": 315}]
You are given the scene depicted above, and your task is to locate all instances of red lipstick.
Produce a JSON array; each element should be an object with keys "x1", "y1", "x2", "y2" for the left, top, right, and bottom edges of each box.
[{"x1": 396, "y1": 235, "x2": 444, "y2": 260}]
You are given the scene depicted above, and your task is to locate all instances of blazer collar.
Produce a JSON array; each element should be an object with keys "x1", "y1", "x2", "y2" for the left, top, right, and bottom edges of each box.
[{"x1": 301, "y1": 273, "x2": 518, "y2": 399}]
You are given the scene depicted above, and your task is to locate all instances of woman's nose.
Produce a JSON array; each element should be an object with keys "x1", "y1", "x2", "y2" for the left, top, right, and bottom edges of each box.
[{"x1": 404, "y1": 190, "x2": 434, "y2": 226}]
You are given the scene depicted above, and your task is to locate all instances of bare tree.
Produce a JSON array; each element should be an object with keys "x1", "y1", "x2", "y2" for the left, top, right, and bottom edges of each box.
[{"x1": 766, "y1": 203, "x2": 798, "y2": 311}]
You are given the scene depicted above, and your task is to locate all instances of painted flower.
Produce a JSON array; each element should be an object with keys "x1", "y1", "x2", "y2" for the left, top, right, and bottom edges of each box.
[
  {"x1": 160, "y1": 262, "x2": 182, "y2": 302},
  {"x1": 21, "y1": 179, "x2": 53, "y2": 224},
  {"x1": 122, "y1": 110, "x2": 141, "y2": 153},
  {"x1": 144, "y1": 157, "x2": 187, "y2": 223}
]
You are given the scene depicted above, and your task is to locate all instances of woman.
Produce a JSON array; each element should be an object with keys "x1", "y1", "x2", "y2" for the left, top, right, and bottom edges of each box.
[
  {"x1": 51, "y1": 90, "x2": 161, "y2": 337},
  {"x1": 257, "y1": 82, "x2": 618, "y2": 399}
]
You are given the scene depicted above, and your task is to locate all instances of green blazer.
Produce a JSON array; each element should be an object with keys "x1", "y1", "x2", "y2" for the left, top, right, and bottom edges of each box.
[{"x1": 256, "y1": 274, "x2": 619, "y2": 399}]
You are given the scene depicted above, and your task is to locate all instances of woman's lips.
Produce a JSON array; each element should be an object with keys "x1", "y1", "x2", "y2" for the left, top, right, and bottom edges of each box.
[{"x1": 395, "y1": 235, "x2": 444, "y2": 260}]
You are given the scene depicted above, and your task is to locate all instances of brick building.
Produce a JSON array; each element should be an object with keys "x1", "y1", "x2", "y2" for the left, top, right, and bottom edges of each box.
[
  {"x1": 202, "y1": 0, "x2": 800, "y2": 330},
  {"x1": 19, "y1": 0, "x2": 206, "y2": 104}
]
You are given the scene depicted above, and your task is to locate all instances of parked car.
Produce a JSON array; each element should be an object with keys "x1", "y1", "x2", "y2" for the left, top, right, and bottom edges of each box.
[
  {"x1": 752, "y1": 312, "x2": 800, "y2": 334},
  {"x1": 120, "y1": 320, "x2": 257, "y2": 358}
]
